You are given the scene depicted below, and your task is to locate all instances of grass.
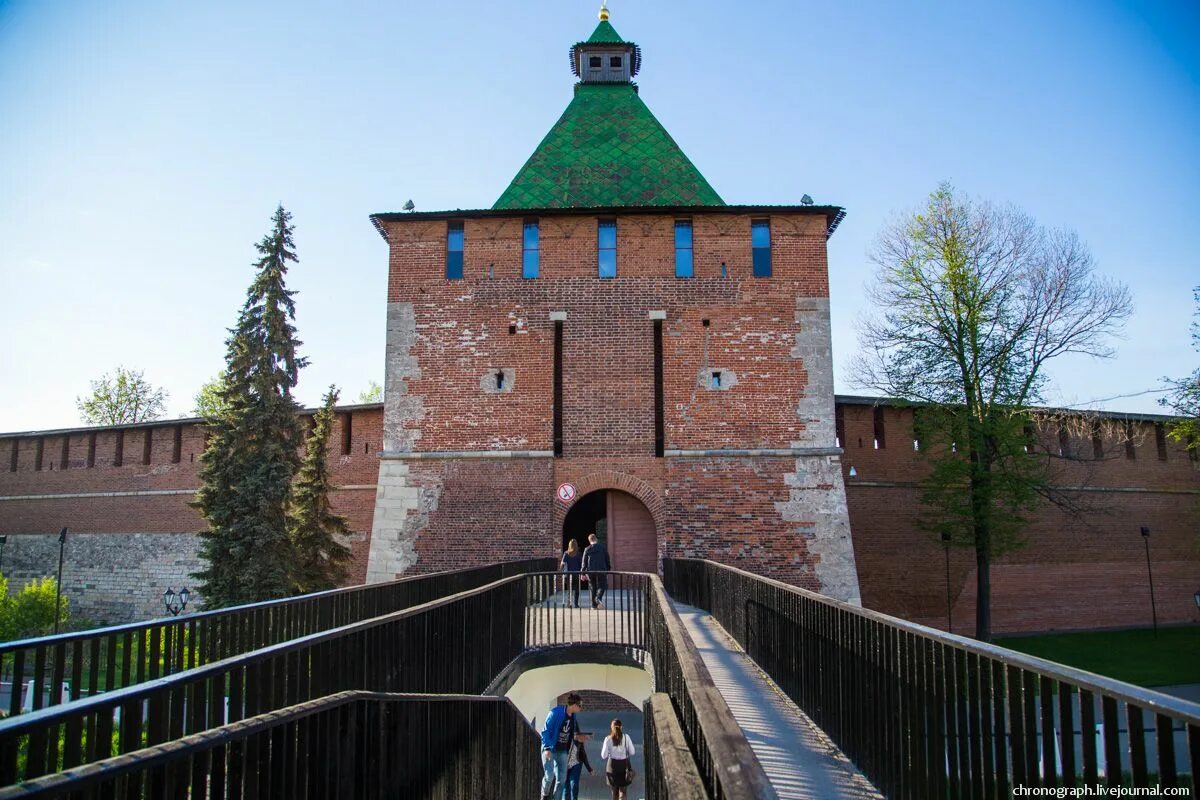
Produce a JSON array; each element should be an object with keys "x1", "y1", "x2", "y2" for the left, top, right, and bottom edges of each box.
[{"x1": 996, "y1": 626, "x2": 1200, "y2": 688}]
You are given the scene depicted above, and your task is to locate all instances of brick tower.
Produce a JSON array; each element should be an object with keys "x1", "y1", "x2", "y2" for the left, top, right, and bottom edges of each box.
[{"x1": 366, "y1": 5, "x2": 861, "y2": 602}]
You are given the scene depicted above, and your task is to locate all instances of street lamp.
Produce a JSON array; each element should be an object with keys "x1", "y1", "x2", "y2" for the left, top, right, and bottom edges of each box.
[
  {"x1": 163, "y1": 587, "x2": 191, "y2": 617},
  {"x1": 53, "y1": 528, "x2": 67, "y2": 635},
  {"x1": 1141, "y1": 526, "x2": 1157, "y2": 636},
  {"x1": 941, "y1": 531, "x2": 952, "y2": 633}
]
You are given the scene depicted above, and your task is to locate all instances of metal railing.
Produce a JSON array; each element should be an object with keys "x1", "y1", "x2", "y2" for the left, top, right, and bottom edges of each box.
[
  {"x1": 0, "y1": 576, "x2": 530, "y2": 783},
  {"x1": 0, "y1": 569, "x2": 779, "y2": 799},
  {"x1": 664, "y1": 558, "x2": 1200, "y2": 798},
  {"x1": 645, "y1": 577, "x2": 778, "y2": 799},
  {"x1": 0, "y1": 692, "x2": 541, "y2": 799},
  {"x1": 0, "y1": 558, "x2": 553, "y2": 719}
]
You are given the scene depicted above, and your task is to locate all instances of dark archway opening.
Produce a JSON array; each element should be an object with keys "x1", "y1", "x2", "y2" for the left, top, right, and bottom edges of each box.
[
  {"x1": 562, "y1": 489, "x2": 658, "y2": 573},
  {"x1": 562, "y1": 489, "x2": 608, "y2": 554}
]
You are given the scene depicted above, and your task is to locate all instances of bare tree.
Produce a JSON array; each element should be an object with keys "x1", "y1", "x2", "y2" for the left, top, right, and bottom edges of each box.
[
  {"x1": 77, "y1": 366, "x2": 169, "y2": 426},
  {"x1": 1160, "y1": 285, "x2": 1199, "y2": 451},
  {"x1": 853, "y1": 184, "x2": 1132, "y2": 640}
]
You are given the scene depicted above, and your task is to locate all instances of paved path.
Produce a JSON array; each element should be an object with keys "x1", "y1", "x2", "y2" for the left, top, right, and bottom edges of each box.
[
  {"x1": 525, "y1": 588, "x2": 646, "y2": 648},
  {"x1": 673, "y1": 601, "x2": 882, "y2": 800}
]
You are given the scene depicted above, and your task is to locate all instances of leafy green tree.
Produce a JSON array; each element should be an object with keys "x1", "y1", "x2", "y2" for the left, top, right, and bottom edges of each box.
[
  {"x1": 357, "y1": 381, "x2": 383, "y2": 404},
  {"x1": 1161, "y1": 286, "x2": 1199, "y2": 452},
  {"x1": 77, "y1": 367, "x2": 168, "y2": 425},
  {"x1": 288, "y1": 387, "x2": 353, "y2": 593},
  {"x1": 0, "y1": 576, "x2": 70, "y2": 641},
  {"x1": 191, "y1": 374, "x2": 229, "y2": 419},
  {"x1": 192, "y1": 206, "x2": 308, "y2": 608},
  {"x1": 854, "y1": 184, "x2": 1132, "y2": 640}
]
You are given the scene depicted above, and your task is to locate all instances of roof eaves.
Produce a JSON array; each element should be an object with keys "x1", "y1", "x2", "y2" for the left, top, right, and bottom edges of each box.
[{"x1": 373, "y1": 204, "x2": 847, "y2": 236}]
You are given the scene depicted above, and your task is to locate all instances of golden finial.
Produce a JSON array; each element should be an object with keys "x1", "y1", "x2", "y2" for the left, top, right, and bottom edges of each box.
[{"x1": 599, "y1": 0, "x2": 610, "y2": 21}]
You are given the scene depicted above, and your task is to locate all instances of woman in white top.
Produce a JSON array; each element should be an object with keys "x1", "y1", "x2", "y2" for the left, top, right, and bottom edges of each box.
[{"x1": 599, "y1": 718, "x2": 635, "y2": 800}]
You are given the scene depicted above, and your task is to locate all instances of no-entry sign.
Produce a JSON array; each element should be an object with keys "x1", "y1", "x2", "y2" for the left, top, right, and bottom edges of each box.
[{"x1": 557, "y1": 483, "x2": 577, "y2": 502}]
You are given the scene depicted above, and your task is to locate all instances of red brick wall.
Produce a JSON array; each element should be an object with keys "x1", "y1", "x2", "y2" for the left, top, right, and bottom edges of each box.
[
  {"x1": 3, "y1": 399, "x2": 1198, "y2": 632},
  {"x1": 371, "y1": 211, "x2": 847, "y2": 587},
  {"x1": 839, "y1": 401, "x2": 1200, "y2": 634},
  {"x1": 0, "y1": 407, "x2": 383, "y2": 584},
  {"x1": 381, "y1": 213, "x2": 831, "y2": 455}
]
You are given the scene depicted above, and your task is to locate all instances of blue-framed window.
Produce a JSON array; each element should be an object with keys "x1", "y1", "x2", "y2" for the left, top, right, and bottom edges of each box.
[
  {"x1": 522, "y1": 221, "x2": 539, "y2": 279},
  {"x1": 751, "y1": 220, "x2": 771, "y2": 277},
  {"x1": 674, "y1": 220, "x2": 693, "y2": 278},
  {"x1": 597, "y1": 220, "x2": 617, "y2": 278},
  {"x1": 446, "y1": 222, "x2": 464, "y2": 280}
]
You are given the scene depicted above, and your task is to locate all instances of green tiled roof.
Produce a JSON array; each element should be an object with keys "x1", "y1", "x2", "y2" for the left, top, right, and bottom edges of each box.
[
  {"x1": 586, "y1": 20, "x2": 625, "y2": 44},
  {"x1": 493, "y1": 84, "x2": 725, "y2": 209}
]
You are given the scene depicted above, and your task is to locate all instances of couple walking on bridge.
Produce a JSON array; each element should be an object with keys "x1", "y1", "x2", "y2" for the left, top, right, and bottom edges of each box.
[
  {"x1": 541, "y1": 692, "x2": 637, "y2": 800},
  {"x1": 560, "y1": 533, "x2": 610, "y2": 609}
]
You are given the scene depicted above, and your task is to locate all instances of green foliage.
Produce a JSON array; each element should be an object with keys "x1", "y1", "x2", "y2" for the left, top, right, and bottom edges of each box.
[
  {"x1": 288, "y1": 387, "x2": 353, "y2": 593},
  {"x1": 192, "y1": 374, "x2": 229, "y2": 419},
  {"x1": 192, "y1": 206, "x2": 308, "y2": 609},
  {"x1": 76, "y1": 366, "x2": 168, "y2": 426},
  {"x1": 999, "y1": 626, "x2": 1200, "y2": 687},
  {"x1": 856, "y1": 184, "x2": 1132, "y2": 640},
  {"x1": 357, "y1": 380, "x2": 383, "y2": 404},
  {"x1": 914, "y1": 408, "x2": 1041, "y2": 557},
  {"x1": 1161, "y1": 286, "x2": 1200, "y2": 453},
  {"x1": 0, "y1": 575, "x2": 69, "y2": 641}
]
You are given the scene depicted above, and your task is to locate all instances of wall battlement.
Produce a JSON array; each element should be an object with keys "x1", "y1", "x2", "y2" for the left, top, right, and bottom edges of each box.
[{"x1": 1, "y1": 399, "x2": 1196, "y2": 632}]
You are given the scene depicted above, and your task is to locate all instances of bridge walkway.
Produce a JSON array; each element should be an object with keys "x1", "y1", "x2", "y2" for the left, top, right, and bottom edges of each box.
[{"x1": 673, "y1": 601, "x2": 882, "y2": 800}]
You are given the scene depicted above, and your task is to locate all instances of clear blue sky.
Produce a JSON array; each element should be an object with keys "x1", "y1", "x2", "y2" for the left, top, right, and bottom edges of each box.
[{"x1": 1, "y1": 0, "x2": 1197, "y2": 431}]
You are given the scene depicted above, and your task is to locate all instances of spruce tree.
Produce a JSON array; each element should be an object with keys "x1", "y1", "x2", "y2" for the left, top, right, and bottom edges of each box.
[
  {"x1": 192, "y1": 206, "x2": 307, "y2": 608},
  {"x1": 288, "y1": 387, "x2": 353, "y2": 593}
]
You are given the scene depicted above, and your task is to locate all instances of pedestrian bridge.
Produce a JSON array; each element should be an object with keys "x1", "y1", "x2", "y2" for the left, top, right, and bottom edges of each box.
[{"x1": 0, "y1": 560, "x2": 1197, "y2": 799}]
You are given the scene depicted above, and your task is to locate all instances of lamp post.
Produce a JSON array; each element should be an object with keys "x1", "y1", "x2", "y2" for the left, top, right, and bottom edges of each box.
[
  {"x1": 53, "y1": 527, "x2": 67, "y2": 635},
  {"x1": 941, "y1": 531, "x2": 952, "y2": 633},
  {"x1": 1141, "y1": 526, "x2": 1157, "y2": 636},
  {"x1": 163, "y1": 587, "x2": 191, "y2": 617}
]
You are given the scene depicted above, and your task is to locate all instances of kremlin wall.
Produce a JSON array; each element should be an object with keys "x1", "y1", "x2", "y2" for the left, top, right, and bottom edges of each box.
[{"x1": 1, "y1": 399, "x2": 1196, "y2": 635}]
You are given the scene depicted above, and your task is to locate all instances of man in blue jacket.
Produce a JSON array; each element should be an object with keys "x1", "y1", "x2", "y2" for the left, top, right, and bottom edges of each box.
[{"x1": 540, "y1": 692, "x2": 584, "y2": 800}]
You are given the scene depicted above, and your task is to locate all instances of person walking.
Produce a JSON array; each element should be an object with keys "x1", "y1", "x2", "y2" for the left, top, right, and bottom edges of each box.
[
  {"x1": 541, "y1": 693, "x2": 585, "y2": 800},
  {"x1": 581, "y1": 532, "x2": 611, "y2": 608},
  {"x1": 564, "y1": 731, "x2": 595, "y2": 800},
  {"x1": 560, "y1": 539, "x2": 583, "y2": 608},
  {"x1": 600, "y1": 718, "x2": 636, "y2": 800}
]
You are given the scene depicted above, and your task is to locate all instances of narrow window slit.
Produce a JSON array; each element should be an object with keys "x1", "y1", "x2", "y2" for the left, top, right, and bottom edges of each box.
[
  {"x1": 654, "y1": 319, "x2": 665, "y2": 457},
  {"x1": 553, "y1": 320, "x2": 564, "y2": 457}
]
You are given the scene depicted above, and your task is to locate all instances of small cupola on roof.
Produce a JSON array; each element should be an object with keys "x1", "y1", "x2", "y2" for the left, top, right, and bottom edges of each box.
[
  {"x1": 571, "y1": 1, "x2": 640, "y2": 83},
  {"x1": 493, "y1": 3, "x2": 724, "y2": 210}
]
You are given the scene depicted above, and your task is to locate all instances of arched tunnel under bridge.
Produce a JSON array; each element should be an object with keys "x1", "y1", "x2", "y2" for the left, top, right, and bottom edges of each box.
[{"x1": 486, "y1": 645, "x2": 654, "y2": 800}]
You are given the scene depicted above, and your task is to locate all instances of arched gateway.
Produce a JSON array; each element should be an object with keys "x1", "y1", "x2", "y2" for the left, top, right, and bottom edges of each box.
[{"x1": 562, "y1": 489, "x2": 658, "y2": 573}]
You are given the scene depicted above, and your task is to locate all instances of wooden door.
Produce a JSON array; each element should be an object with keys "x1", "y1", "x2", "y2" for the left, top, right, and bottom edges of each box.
[{"x1": 607, "y1": 491, "x2": 657, "y2": 573}]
